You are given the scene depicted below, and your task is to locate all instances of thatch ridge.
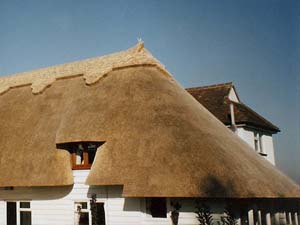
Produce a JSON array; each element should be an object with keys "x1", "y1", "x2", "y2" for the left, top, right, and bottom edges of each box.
[{"x1": 0, "y1": 42, "x2": 170, "y2": 95}]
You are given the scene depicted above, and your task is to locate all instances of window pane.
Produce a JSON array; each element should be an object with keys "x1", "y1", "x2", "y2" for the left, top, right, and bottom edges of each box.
[
  {"x1": 91, "y1": 202, "x2": 106, "y2": 225},
  {"x1": 20, "y1": 211, "x2": 31, "y2": 225},
  {"x1": 150, "y1": 198, "x2": 167, "y2": 218},
  {"x1": 259, "y1": 134, "x2": 263, "y2": 153},
  {"x1": 88, "y1": 144, "x2": 97, "y2": 164},
  {"x1": 76, "y1": 144, "x2": 84, "y2": 165},
  {"x1": 20, "y1": 202, "x2": 30, "y2": 208},
  {"x1": 79, "y1": 212, "x2": 89, "y2": 225},
  {"x1": 7, "y1": 202, "x2": 17, "y2": 225},
  {"x1": 81, "y1": 202, "x2": 88, "y2": 209},
  {"x1": 75, "y1": 202, "x2": 88, "y2": 211},
  {"x1": 254, "y1": 139, "x2": 259, "y2": 151}
]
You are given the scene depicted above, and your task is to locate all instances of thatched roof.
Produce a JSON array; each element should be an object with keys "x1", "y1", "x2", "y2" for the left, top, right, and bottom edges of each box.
[
  {"x1": 0, "y1": 43, "x2": 299, "y2": 198},
  {"x1": 186, "y1": 83, "x2": 280, "y2": 133}
]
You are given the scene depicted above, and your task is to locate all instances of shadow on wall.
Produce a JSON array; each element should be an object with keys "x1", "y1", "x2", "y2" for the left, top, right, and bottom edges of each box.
[
  {"x1": 87, "y1": 185, "x2": 126, "y2": 199},
  {"x1": 87, "y1": 185, "x2": 143, "y2": 212},
  {"x1": 123, "y1": 198, "x2": 143, "y2": 212},
  {"x1": 0, "y1": 185, "x2": 74, "y2": 200}
]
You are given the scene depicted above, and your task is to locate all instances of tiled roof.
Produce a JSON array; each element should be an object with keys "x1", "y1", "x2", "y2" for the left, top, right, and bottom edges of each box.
[{"x1": 186, "y1": 83, "x2": 280, "y2": 133}]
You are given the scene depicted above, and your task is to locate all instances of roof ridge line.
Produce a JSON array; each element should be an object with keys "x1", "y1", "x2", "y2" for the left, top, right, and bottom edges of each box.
[
  {"x1": 186, "y1": 82, "x2": 233, "y2": 90},
  {"x1": 0, "y1": 42, "x2": 170, "y2": 95}
]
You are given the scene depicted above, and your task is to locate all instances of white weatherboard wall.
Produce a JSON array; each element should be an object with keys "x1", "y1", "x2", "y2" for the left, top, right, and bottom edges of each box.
[
  {"x1": 236, "y1": 127, "x2": 275, "y2": 165},
  {"x1": 0, "y1": 171, "x2": 296, "y2": 225},
  {"x1": 261, "y1": 134, "x2": 275, "y2": 165},
  {"x1": 0, "y1": 170, "x2": 201, "y2": 225},
  {"x1": 0, "y1": 201, "x2": 4, "y2": 225}
]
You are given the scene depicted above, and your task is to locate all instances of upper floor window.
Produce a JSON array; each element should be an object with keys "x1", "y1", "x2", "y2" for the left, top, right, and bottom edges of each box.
[
  {"x1": 57, "y1": 142, "x2": 103, "y2": 170},
  {"x1": 254, "y1": 132, "x2": 265, "y2": 155}
]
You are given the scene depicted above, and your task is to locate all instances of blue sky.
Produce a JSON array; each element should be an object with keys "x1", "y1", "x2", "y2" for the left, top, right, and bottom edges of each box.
[{"x1": 0, "y1": 0, "x2": 299, "y2": 182}]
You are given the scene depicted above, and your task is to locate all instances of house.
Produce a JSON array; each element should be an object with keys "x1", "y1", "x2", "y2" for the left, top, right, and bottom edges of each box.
[
  {"x1": 186, "y1": 83, "x2": 279, "y2": 165},
  {"x1": 0, "y1": 43, "x2": 299, "y2": 225}
]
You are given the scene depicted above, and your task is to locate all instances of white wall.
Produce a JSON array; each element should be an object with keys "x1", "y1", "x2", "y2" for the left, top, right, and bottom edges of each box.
[
  {"x1": 0, "y1": 170, "x2": 144, "y2": 225},
  {"x1": 0, "y1": 201, "x2": 4, "y2": 225},
  {"x1": 228, "y1": 87, "x2": 239, "y2": 102},
  {"x1": 261, "y1": 134, "x2": 275, "y2": 165},
  {"x1": 236, "y1": 127, "x2": 255, "y2": 148},
  {"x1": 0, "y1": 182, "x2": 298, "y2": 225},
  {"x1": 0, "y1": 171, "x2": 203, "y2": 225},
  {"x1": 236, "y1": 127, "x2": 275, "y2": 165}
]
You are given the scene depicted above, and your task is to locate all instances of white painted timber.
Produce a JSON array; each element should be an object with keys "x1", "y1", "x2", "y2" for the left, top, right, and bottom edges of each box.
[
  {"x1": 228, "y1": 87, "x2": 239, "y2": 102},
  {"x1": 235, "y1": 127, "x2": 276, "y2": 165},
  {"x1": 0, "y1": 201, "x2": 4, "y2": 225},
  {"x1": 0, "y1": 170, "x2": 205, "y2": 225},
  {"x1": 0, "y1": 170, "x2": 290, "y2": 225}
]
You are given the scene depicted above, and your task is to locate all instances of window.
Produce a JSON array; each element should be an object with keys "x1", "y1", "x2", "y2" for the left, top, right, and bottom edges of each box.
[
  {"x1": 91, "y1": 202, "x2": 106, "y2": 225},
  {"x1": 75, "y1": 202, "x2": 89, "y2": 225},
  {"x1": 7, "y1": 202, "x2": 17, "y2": 225},
  {"x1": 6, "y1": 202, "x2": 31, "y2": 225},
  {"x1": 149, "y1": 198, "x2": 167, "y2": 218},
  {"x1": 259, "y1": 134, "x2": 264, "y2": 153},
  {"x1": 57, "y1": 142, "x2": 103, "y2": 170},
  {"x1": 254, "y1": 135, "x2": 259, "y2": 151},
  {"x1": 254, "y1": 132, "x2": 265, "y2": 155},
  {"x1": 20, "y1": 202, "x2": 31, "y2": 225},
  {"x1": 74, "y1": 202, "x2": 106, "y2": 225}
]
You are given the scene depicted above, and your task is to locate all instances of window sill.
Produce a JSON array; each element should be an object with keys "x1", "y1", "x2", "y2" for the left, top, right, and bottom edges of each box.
[
  {"x1": 259, "y1": 152, "x2": 267, "y2": 156},
  {"x1": 72, "y1": 165, "x2": 92, "y2": 170}
]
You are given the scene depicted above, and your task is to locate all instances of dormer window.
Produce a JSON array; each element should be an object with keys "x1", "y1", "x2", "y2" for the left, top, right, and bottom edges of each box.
[
  {"x1": 254, "y1": 132, "x2": 266, "y2": 156},
  {"x1": 71, "y1": 143, "x2": 101, "y2": 169},
  {"x1": 57, "y1": 142, "x2": 103, "y2": 170}
]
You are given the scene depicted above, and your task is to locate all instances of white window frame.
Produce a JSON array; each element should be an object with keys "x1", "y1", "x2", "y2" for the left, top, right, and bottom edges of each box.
[
  {"x1": 254, "y1": 132, "x2": 265, "y2": 155},
  {"x1": 258, "y1": 133, "x2": 264, "y2": 154},
  {"x1": 254, "y1": 132, "x2": 259, "y2": 152},
  {"x1": 74, "y1": 201, "x2": 91, "y2": 225},
  {"x1": 5, "y1": 201, "x2": 32, "y2": 225},
  {"x1": 74, "y1": 200, "x2": 107, "y2": 225},
  {"x1": 19, "y1": 202, "x2": 31, "y2": 225}
]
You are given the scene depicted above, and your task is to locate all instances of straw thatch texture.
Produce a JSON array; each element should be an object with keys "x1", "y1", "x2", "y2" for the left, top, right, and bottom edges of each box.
[
  {"x1": 0, "y1": 45, "x2": 299, "y2": 198},
  {"x1": 0, "y1": 42, "x2": 168, "y2": 95},
  {"x1": 0, "y1": 82, "x2": 73, "y2": 186},
  {"x1": 53, "y1": 66, "x2": 298, "y2": 198}
]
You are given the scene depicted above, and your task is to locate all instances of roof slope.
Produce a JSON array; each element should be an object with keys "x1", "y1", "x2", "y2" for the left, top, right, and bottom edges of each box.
[
  {"x1": 186, "y1": 83, "x2": 280, "y2": 132},
  {"x1": 0, "y1": 42, "x2": 169, "y2": 95},
  {"x1": 0, "y1": 44, "x2": 299, "y2": 198}
]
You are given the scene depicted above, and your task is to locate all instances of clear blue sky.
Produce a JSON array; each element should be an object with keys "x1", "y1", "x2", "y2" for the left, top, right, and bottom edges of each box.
[{"x1": 0, "y1": 0, "x2": 299, "y2": 182}]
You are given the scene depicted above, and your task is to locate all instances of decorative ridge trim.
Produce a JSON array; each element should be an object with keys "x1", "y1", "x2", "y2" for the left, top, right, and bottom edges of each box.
[{"x1": 0, "y1": 42, "x2": 170, "y2": 95}]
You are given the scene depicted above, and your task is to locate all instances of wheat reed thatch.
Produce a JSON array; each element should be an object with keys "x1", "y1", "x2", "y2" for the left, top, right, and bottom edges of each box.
[{"x1": 0, "y1": 43, "x2": 299, "y2": 198}]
